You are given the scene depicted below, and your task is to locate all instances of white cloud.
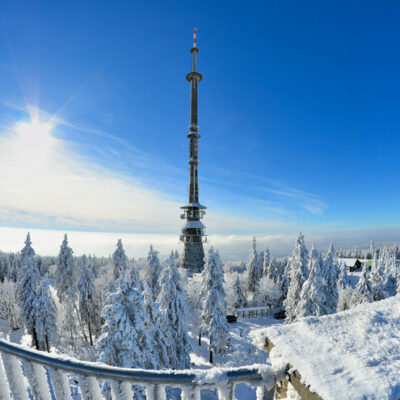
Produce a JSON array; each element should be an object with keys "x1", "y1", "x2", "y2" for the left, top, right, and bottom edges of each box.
[
  {"x1": 0, "y1": 226, "x2": 398, "y2": 261},
  {"x1": 0, "y1": 120, "x2": 293, "y2": 236}
]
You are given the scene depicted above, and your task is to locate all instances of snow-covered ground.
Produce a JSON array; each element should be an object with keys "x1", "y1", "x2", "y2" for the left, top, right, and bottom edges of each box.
[
  {"x1": 251, "y1": 295, "x2": 400, "y2": 400},
  {"x1": 189, "y1": 315, "x2": 282, "y2": 369}
]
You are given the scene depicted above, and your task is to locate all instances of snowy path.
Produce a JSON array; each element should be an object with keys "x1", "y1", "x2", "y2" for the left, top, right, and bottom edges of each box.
[{"x1": 189, "y1": 315, "x2": 281, "y2": 369}]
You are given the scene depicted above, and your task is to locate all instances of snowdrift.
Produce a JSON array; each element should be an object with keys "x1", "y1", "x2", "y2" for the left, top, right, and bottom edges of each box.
[{"x1": 251, "y1": 296, "x2": 400, "y2": 400}]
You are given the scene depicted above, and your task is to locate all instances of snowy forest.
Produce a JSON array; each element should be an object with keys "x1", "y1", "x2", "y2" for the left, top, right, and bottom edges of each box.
[{"x1": 0, "y1": 232, "x2": 399, "y2": 397}]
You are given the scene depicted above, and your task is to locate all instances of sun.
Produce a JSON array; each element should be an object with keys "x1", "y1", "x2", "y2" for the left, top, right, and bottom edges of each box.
[{"x1": 15, "y1": 118, "x2": 54, "y2": 150}]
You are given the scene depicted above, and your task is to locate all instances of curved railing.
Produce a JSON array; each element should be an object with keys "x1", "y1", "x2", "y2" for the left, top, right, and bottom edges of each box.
[{"x1": 0, "y1": 339, "x2": 276, "y2": 400}]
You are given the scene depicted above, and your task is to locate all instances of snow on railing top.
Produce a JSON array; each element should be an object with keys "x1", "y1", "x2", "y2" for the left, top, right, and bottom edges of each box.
[{"x1": 0, "y1": 338, "x2": 274, "y2": 387}]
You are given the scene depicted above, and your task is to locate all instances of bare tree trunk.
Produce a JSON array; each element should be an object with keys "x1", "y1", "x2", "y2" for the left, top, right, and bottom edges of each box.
[
  {"x1": 198, "y1": 329, "x2": 202, "y2": 346},
  {"x1": 32, "y1": 328, "x2": 39, "y2": 350},
  {"x1": 45, "y1": 335, "x2": 50, "y2": 352},
  {"x1": 73, "y1": 304, "x2": 88, "y2": 343},
  {"x1": 88, "y1": 320, "x2": 93, "y2": 346}
]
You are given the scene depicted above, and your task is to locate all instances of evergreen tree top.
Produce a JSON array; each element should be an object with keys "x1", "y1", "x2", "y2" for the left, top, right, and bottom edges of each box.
[
  {"x1": 112, "y1": 239, "x2": 129, "y2": 281},
  {"x1": 21, "y1": 232, "x2": 35, "y2": 260}
]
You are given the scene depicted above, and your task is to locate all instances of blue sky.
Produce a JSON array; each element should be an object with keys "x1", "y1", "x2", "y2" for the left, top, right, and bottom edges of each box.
[{"x1": 0, "y1": 1, "x2": 400, "y2": 256}]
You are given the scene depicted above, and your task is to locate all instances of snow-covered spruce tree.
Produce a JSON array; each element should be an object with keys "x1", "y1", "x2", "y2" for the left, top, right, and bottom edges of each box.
[
  {"x1": 55, "y1": 234, "x2": 76, "y2": 303},
  {"x1": 351, "y1": 267, "x2": 374, "y2": 307},
  {"x1": 337, "y1": 261, "x2": 352, "y2": 311},
  {"x1": 262, "y1": 248, "x2": 271, "y2": 277},
  {"x1": 112, "y1": 239, "x2": 129, "y2": 281},
  {"x1": 31, "y1": 281, "x2": 57, "y2": 352},
  {"x1": 201, "y1": 248, "x2": 230, "y2": 362},
  {"x1": 323, "y1": 243, "x2": 339, "y2": 313},
  {"x1": 370, "y1": 252, "x2": 385, "y2": 301},
  {"x1": 253, "y1": 275, "x2": 282, "y2": 309},
  {"x1": 232, "y1": 274, "x2": 247, "y2": 309},
  {"x1": 0, "y1": 253, "x2": 8, "y2": 283},
  {"x1": 284, "y1": 233, "x2": 308, "y2": 323},
  {"x1": 143, "y1": 245, "x2": 162, "y2": 301},
  {"x1": 158, "y1": 254, "x2": 191, "y2": 369},
  {"x1": 382, "y1": 250, "x2": 397, "y2": 298},
  {"x1": 265, "y1": 258, "x2": 281, "y2": 283},
  {"x1": 297, "y1": 244, "x2": 329, "y2": 318},
  {"x1": 7, "y1": 253, "x2": 19, "y2": 282},
  {"x1": 77, "y1": 255, "x2": 101, "y2": 345},
  {"x1": 247, "y1": 237, "x2": 261, "y2": 292},
  {"x1": 20, "y1": 232, "x2": 35, "y2": 261},
  {"x1": 279, "y1": 259, "x2": 290, "y2": 299},
  {"x1": 142, "y1": 283, "x2": 169, "y2": 369},
  {"x1": 16, "y1": 246, "x2": 41, "y2": 349},
  {"x1": 396, "y1": 271, "x2": 400, "y2": 295},
  {"x1": 97, "y1": 268, "x2": 155, "y2": 369},
  {"x1": 37, "y1": 256, "x2": 49, "y2": 277},
  {"x1": 0, "y1": 279, "x2": 22, "y2": 330}
]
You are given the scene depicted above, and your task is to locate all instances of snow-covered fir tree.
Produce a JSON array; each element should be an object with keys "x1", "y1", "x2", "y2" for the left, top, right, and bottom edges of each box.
[
  {"x1": 201, "y1": 248, "x2": 230, "y2": 358},
  {"x1": 337, "y1": 261, "x2": 352, "y2": 311},
  {"x1": 297, "y1": 244, "x2": 329, "y2": 318},
  {"x1": 324, "y1": 243, "x2": 339, "y2": 313},
  {"x1": 0, "y1": 254, "x2": 8, "y2": 283},
  {"x1": 97, "y1": 268, "x2": 155, "y2": 369},
  {"x1": 0, "y1": 278, "x2": 22, "y2": 330},
  {"x1": 382, "y1": 249, "x2": 397, "y2": 298},
  {"x1": 55, "y1": 234, "x2": 76, "y2": 303},
  {"x1": 253, "y1": 276, "x2": 282, "y2": 309},
  {"x1": 262, "y1": 248, "x2": 271, "y2": 277},
  {"x1": 143, "y1": 245, "x2": 162, "y2": 301},
  {"x1": 77, "y1": 255, "x2": 101, "y2": 345},
  {"x1": 16, "y1": 235, "x2": 41, "y2": 349},
  {"x1": 351, "y1": 267, "x2": 374, "y2": 307},
  {"x1": 20, "y1": 232, "x2": 35, "y2": 262},
  {"x1": 396, "y1": 271, "x2": 400, "y2": 295},
  {"x1": 158, "y1": 254, "x2": 191, "y2": 369},
  {"x1": 112, "y1": 239, "x2": 129, "y2": 281},
  {"x1": 370, "y1": 252, "x2": 385, "y2": 301},
  {"x1": 232, "y1": 274, "x2": 247, "y2": 309},
  {"x1": 7, "y1": 253, "x2": 19, "y2": 282},
  {"x1": 247, "y1": 237, "x2": 261, "y2": 292},
  {"x1": 284, "y1": 233, "x2": 308, "y2": 323},
  {"x1": 31, "y1": 281, "x2": 57, "y2": 352},
  {"x1": 142, "y1": 283, "x2": 169, "y2": 369}
]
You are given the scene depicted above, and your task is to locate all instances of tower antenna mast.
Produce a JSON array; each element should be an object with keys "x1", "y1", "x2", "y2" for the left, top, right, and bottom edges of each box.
[{"x1": 179, "y1": 28, "x2": 207, "y2": 274}]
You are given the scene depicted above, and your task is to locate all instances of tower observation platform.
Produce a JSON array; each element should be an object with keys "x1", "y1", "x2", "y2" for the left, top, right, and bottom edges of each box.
[{"x1": 179, "y1": 28, "x2": 207, "y2": 273}]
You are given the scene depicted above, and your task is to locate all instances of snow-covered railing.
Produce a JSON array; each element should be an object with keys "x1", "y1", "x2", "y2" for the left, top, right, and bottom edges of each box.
[
  {"x1": 0, "y1": 338, "x2": 276, "y2": 399},
  {"x1": 237, "y1": 307, "x2": 271, "y2": 318}
]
